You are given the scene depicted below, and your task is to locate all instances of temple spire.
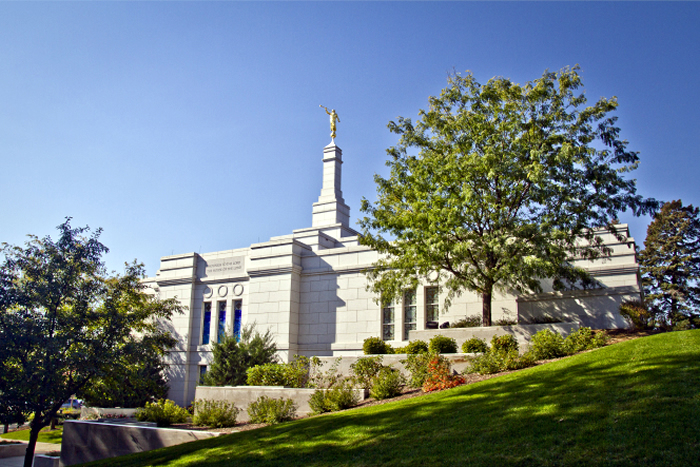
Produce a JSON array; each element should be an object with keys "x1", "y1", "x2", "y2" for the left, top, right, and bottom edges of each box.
[{"x1": 312, "y1": 142, "x2": 350, "y2": 228}]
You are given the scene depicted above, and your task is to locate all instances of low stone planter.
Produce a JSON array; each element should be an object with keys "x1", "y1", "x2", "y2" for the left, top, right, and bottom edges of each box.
[
  {"x1": 34, "y1": 454, "x2": 60, "y2": 467},
  {"x1": 0, "y1": 442, "x2": 26, "y2": 458},
  {"x1": 195, "y1": 386, "x2": 369, "y2": 423},
  {"x1": 61, "y1": 420, "x2": 221, "y2": 466},
  {"x1": 80, "y1": 407, "x2": 137, "y2": 419}
]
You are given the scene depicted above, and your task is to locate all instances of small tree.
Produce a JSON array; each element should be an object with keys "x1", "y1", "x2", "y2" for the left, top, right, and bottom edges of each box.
[
  {"x1": 201, "y1": 325, "x2": 277, "y2": 386},
  {"x1": 360, "y1": 66, "x2": 656, "y2": 325},
  {"x1": 0, "y1": 219, "x2": 185, "y2": 467},
  {"x1": 638, "y1": 200, "x2": 700, "y2": 329}
]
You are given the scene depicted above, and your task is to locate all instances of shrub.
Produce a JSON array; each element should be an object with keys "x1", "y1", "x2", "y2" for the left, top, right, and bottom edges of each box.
[
  {"x1": 192, "y1": 399, "x2": 239, "y2": 428},
  {"x1": 527, "y1": 329, "x2": 566, "y2": 360},
  {"x1": 468, "y1": 349, "x2": 535, "y2": 375},
  {"x1": 282, "y1": 355, "x2": 314, "y2": 388},
  {"x1": 429, "y1": 335, "x2": 458, "y2": 354},
  {"x1": 450, "y1": 316, "x2": 482, "y2": 328},
  {"x1": 246, "y1": 355, "x2": 313, "y2": 388},
  {"x1": 461, "y1": 337, "x2": 489, "y2": 353},
  {"x1": 401, "y1": 353, "x2": 431, "y2": 388},
  {"x1": 308, "y1": 381, "x2": 359, "y2": 414},
  {"x1": 309, "y1": 357, "x2": 343, "y2": 389},
  {"x1": 246, "y1": 396, "x2": 297, "y2": 425},
  {"x1": 491, "y1": 334, "x2": 519, "y2": 353},
  {"x1": 404, "y1": 340, "x2": 429, "y2": 354},
  {"x1": 363, "y1": 337, "x2": 393, "y2": 355},
  {"x1": 370, "y1": 367, "x2": 406, "y2": 400},
  {"x1": 201, "y1": 325, "x2": 278, "y2": 387},
  {"x1": 246, "y1": 363, "x2": 287, "y2": 386},
  {"x1": 619, "y1": 300, "x2": 659, "y2": 330},
  {"x1": 422, "y1": 355, "x2": 464, "y2": 392},
  {"x1": 563, "y1": 327, "x2": 608, "y2": 354},
  {"x1": 135, "y1": 399, "x2": 189, "y2": 427},
  {"x1": 350, "y1": 356, "x2": 384, "y2": 390}
]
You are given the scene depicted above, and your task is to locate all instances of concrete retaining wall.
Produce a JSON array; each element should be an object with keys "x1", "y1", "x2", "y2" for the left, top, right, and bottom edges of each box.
[
  {"x1": 0, "y1": 443, "x2": 27, "y2": 458},
  {"x1": 194, "y1": 386, "x2": 368, "y2": 422},
  {"x1": 79, "y1": 407, "x2": 138, "y2": 419},
  {"x1": 60, "y1": 420, "x2": 220, "y2": 466}
]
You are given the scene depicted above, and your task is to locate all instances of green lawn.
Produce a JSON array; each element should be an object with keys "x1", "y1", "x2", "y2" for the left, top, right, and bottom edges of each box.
[
  {"x1": 89, "y1": 330, "x2": 700, "y2": 467},
  {"x1": 0, "y1": 426, "x2": 63, "y2": 444}
]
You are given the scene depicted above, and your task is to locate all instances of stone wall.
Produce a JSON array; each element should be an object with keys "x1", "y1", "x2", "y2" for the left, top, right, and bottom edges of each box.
[
  {"x1": 60, "y1": 420, "x2": 220, "y2": 466},
  {"x1": 194, "y1": 386, "x2": 368, "y2": 422}
]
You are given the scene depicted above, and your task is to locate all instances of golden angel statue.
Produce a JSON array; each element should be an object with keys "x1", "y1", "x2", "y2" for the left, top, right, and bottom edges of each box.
[{"x1": 320, "y1": 105, "x2": 340, "y2": 141}]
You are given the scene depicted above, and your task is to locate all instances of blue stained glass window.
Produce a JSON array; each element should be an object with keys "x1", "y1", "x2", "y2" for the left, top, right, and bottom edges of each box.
[
  {"x1": 202, "y1": 302, "x2": 211, "y2": 345},
  {"x1": 233, "y1": 300, "x2": 242, "y2": 342},
  {"x1": 199, "y1": 365, "x2": 207, "y2": 384},
  {"x1": 217, "y1": 301, "x2": 227, "y2": 344}
]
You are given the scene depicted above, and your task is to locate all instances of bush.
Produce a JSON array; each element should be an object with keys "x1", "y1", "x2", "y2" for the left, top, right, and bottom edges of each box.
[
  {"x1": 282, "y1": 355, "x2": 314, "y2": 388},
  {"x1": 450, "y1": 316, "x2": 482, "y2": 328},
  {"x1": 429, "y1": 335, "x2": 458, "y2": 354},
  {"x1": 309, "y1": 357, "x2": 343, "y2": 389},
  {"x1": 491, "y1": 334, "x2": 519, "y2": 353},
  {"x1": 350, "y1": 356, "x2": 384, "y2": 390},
  {"x1": 422, "y1": 355, "x2": 464, "y2": 392},
  {"x1": 563, "y1": 327, "x2": 608, "y2": 354},
  {"x1": 404, "y1": 340, "x2": 429, "y2": 354},
  {"x1": 246, "y1": 396, "x2": 297, "y2": 425},
  {"x1": 527, "y1": 329, "x2": 566, "y2": 360},
  {"x1": 201, "y1": 325, "x2": 278, "y2": 387},
  {"x1": 393, "y1": 340, "x2": 429, "y2": 354},
  {"x1": 619, "y1": 300, "x2": 659, "y2": 330},
  {"x1": 192, "y1": 399, "x2": 239, "y2": 428},
  {"x1": 401, "y1": 353, "x2": 431, "y2": 388},
  {"x1": 363, "y1": 337, "x2": 393, "y2": 355},
  {"x1": 135, "y1": 399, "x2": 189, "y2": 427},
  {"x1": 370, "y1": 367, "x2": 406, "y2": 400},
  {"x1": 308, "y1": 381, "x2": 359, "y2": 414},
  {"x1": 461, "y1": 337, "x2": 489, "y2": 353},
  {"x1": 246, "y1": 356, "x2": 313, "y2": 388},
  {"x1": 246, "y1": 363, "x2": 287, "y2": 386},
  {"x1": 468, "y1": 349, "x2": 535, "y2": 375}
]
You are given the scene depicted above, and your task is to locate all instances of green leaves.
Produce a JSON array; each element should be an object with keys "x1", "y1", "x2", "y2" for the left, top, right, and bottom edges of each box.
[
  {"x1": 639, "y1": 200, "x2": 700, "y2": 328},
  {"x1": 0, "y1": 219, "x2": 185, "y2": 464},
  {"x1": 360, "y1": 66, "x2": 657, "y2": 325}
]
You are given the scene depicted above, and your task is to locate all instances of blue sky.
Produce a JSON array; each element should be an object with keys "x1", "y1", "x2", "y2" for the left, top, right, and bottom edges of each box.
[{"x1": 1, "y1": 2, "x2": 698, "y2": 277}]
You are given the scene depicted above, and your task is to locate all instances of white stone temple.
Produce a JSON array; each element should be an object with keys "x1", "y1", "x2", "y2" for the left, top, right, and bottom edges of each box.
[{"x1": 144, "y1": 141, "x2": 641, "y2": 406}]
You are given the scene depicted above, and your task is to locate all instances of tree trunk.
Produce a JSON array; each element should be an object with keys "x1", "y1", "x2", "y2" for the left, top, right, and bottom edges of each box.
[
  {"x1": 23, "y1": 421, "x2": 42, "y2": 467},
  {"x1": 3, "y1": 423, "x2": 8, "y2": 434},
  {"x1": 482, "y1": 291, "x2": 492, "y2": 327}
]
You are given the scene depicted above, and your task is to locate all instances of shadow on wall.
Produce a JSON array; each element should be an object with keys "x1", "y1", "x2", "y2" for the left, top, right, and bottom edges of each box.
[
  {"x1": 297, "y1": 256, "x2": 341, "y2": 356},
  {"x1": 518, "y1": 286, "x2": 638, "y2": 329}
]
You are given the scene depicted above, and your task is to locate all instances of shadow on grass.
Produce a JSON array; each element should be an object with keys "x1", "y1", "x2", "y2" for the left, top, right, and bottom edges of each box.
[{"x1": 90, "y1": 331, "x2": 700, "y2": 467}]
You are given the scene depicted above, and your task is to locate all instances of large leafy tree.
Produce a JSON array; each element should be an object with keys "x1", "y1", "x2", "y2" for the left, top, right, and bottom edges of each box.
[
  {"x1": 638, "y1": 200, "x2": 700, "y2": 328},
  {"x1": 360, "y1": 66, "x2": 656, "y2": 326},
  {"x1": 0, "y1": 219, "x2": 184, "y2": 467}
]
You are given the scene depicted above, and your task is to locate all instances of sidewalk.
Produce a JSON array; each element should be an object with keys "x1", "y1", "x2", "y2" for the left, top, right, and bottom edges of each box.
[{"x1": 0, "y1": 442, "x2": 59, "y2": 467}]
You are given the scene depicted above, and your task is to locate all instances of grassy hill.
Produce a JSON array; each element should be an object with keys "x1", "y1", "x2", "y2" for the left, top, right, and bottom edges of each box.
[{"x1": 89, "y1": 330, "x2": 700, "y2": 467}]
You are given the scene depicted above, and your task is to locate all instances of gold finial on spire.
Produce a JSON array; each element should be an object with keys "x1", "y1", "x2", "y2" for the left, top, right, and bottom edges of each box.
[{"x1": 320, "y1": 105, "x2": 340, "y2": 141}]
